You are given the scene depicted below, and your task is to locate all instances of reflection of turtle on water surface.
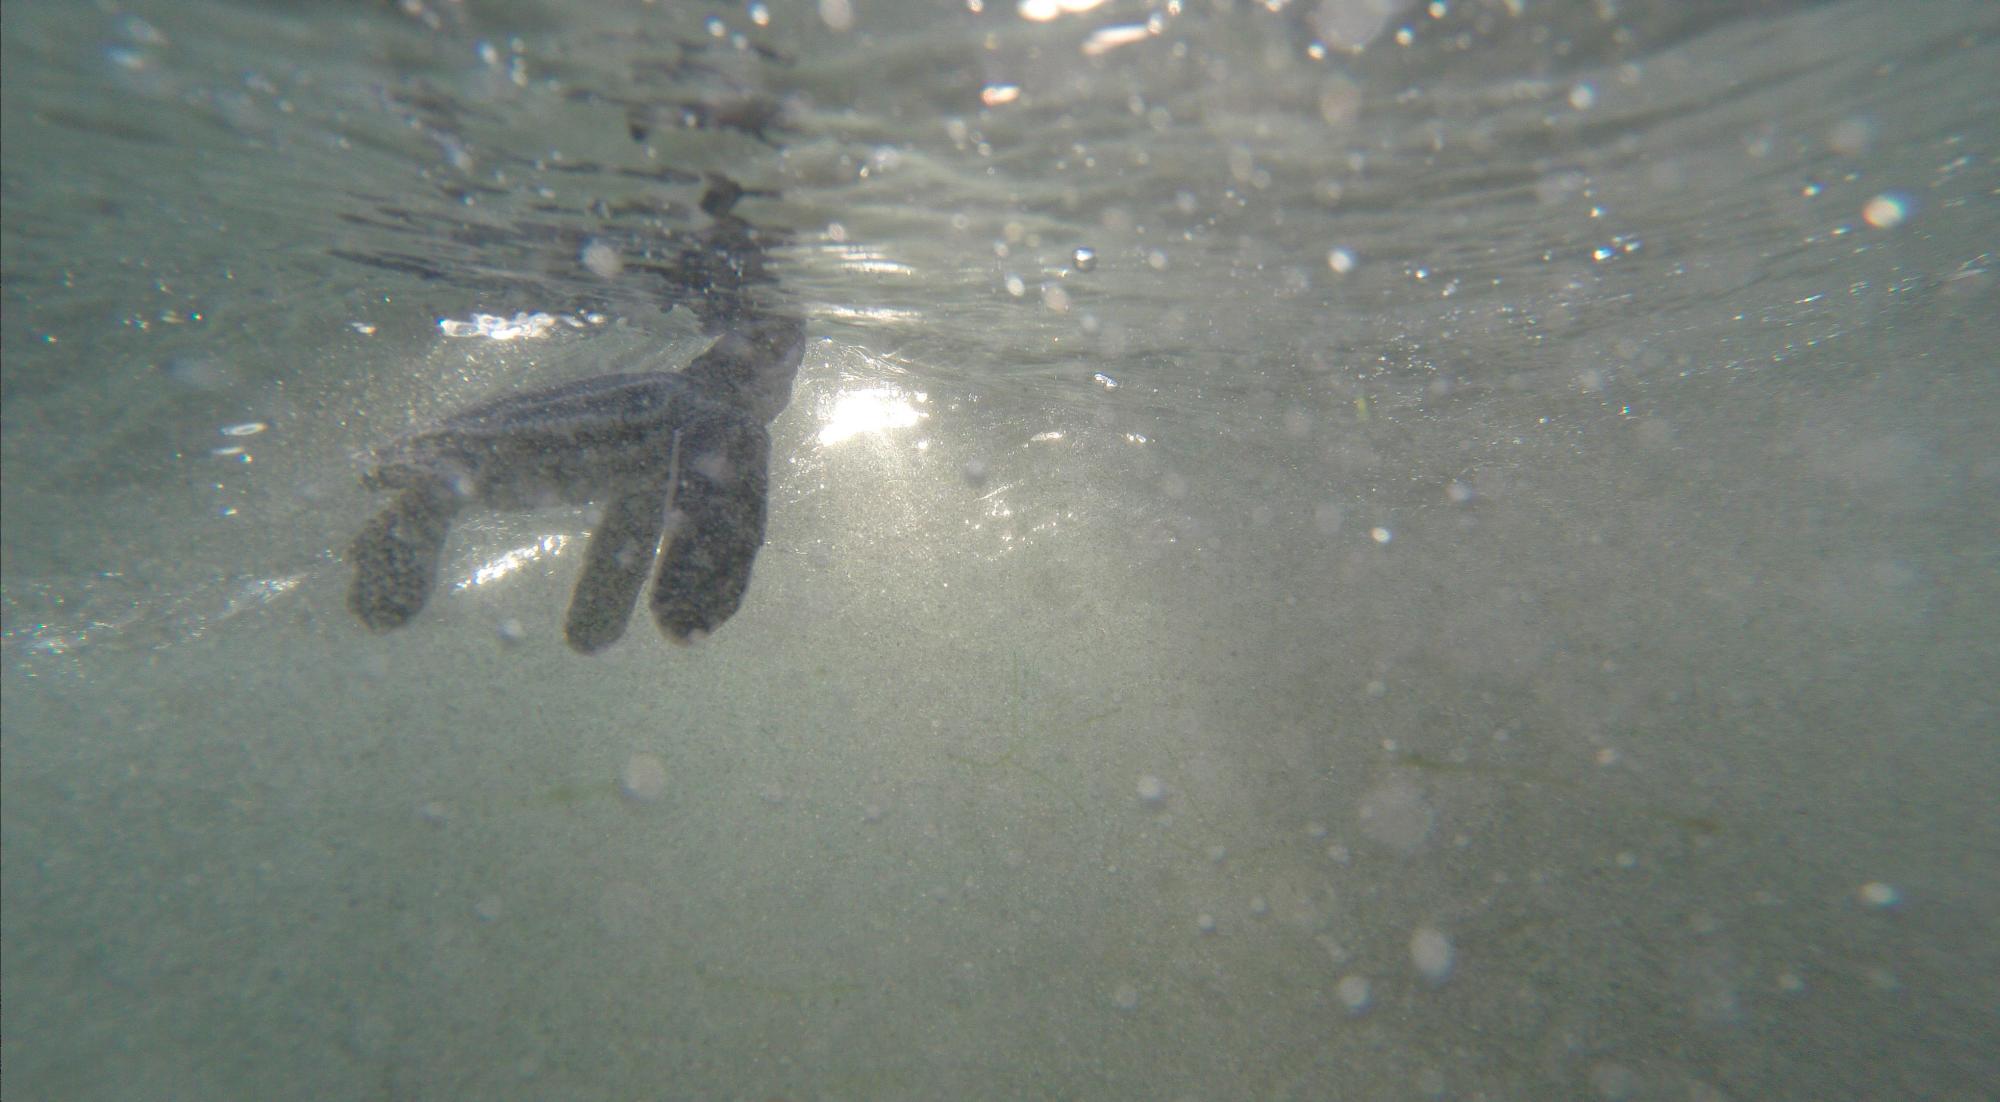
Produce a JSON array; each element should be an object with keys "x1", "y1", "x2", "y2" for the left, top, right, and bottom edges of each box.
[{"x1": 346, "y1": 168, "x2": 807, "y2": 653}]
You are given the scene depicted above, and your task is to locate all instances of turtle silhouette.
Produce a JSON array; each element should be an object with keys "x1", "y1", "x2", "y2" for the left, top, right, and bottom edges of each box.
[{"x1": 349, "y1": 313, "x2": 805, "y2": 652}]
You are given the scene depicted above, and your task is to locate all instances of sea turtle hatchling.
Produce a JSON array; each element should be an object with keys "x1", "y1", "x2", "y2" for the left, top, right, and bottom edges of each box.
[{"x1": 348, "y1": 364, "x2": 778, "y2": 654}]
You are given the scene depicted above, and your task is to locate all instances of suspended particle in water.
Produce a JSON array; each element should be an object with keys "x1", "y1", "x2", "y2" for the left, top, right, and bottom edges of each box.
[
  {"x1": 1857, "y1": 881, "x2": 1900, "y2": 908},
  {"x1": 1358, "y1": 776, "x2": 1435, "y2": 855},
  {"x1": 1072, "y1": 246, "x2": 1097, "y2": 272},
  {"x1": 1136, "y1": 774, "x2": 1168, "y2": 805},
  {"x1": 1862, "y1": 193, "x2": 1909, "y2": 230},
  {"x1": 818, "y1": 0, "x2": 854, "y2": 32},
  {"x1": 620, "y1": 753, "x2": 669, "y2": 802},
  {"x1": 1827, "y1": 115, "x2": 1876, "y2": 155},
  {"x1": 580, "y1": 239, "x2": 623, "y2": 279},
  {"x1": 1336, "y1": 974, "x2": 1371, "y2": 1013},
  {"x1": 1327, "y1": 247, "x2": 1356, "y2": 274},
  {"x1": 1196, "y1": 912, "x2": 1218, "y2": 935},
  {"x1": 1410, "y1": 925, "x2": 1454, "y2": 983},
  {"x1": 1111, "y1": 982, "x2": 1140, "y2": 1011}
]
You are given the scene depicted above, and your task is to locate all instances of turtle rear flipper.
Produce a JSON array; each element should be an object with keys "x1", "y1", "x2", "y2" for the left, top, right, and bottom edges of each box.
[
  {"x1": 349, "y1": 482, "x2": 459, "y2": 632},
  {"x1": 565, "y1": 485, "x2": 671, "y2": 654}
]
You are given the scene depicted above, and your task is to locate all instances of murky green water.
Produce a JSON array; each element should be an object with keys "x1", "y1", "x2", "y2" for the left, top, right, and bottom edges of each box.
[{"x1": 4, "y1": 1, "x2": 1996, "y2": 1097}]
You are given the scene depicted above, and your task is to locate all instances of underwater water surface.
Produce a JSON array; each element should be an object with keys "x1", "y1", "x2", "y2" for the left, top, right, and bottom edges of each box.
[{"x1": 3, "y1": 0, "x2": 1996, "y2": 1098}]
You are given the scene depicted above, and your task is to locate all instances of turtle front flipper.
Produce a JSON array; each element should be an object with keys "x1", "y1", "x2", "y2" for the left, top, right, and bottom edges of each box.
[
  {"x1": 651, "y1": 416, "x2": 771, "y2": 642},
  {"x1": 565, "y1": 485, "x2": 671, "y2": 654},
  {"x1": 349, "y1": 481, "x2": 460, "y2": 632}
]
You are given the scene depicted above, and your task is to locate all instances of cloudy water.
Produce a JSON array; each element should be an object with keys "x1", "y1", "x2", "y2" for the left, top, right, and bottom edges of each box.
[{"x1": 3, "y1": 0, "x2": 1995, "y2": 1097}]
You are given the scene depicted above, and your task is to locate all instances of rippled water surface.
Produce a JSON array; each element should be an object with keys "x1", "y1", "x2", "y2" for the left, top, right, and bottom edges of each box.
[{"x1": 4, "y1": 1, "x2": 1996, "y2": 1098}]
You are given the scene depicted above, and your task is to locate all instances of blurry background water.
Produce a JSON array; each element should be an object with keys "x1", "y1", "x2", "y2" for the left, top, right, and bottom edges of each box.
[{"x1": 2, "y1": 0, "x2": 1995, "y2": 1098}]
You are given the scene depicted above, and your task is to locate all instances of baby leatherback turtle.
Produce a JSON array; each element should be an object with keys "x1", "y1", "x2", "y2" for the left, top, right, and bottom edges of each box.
[{"x1": 349, "y1": 314, "x2": 806, "y2": 653}]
